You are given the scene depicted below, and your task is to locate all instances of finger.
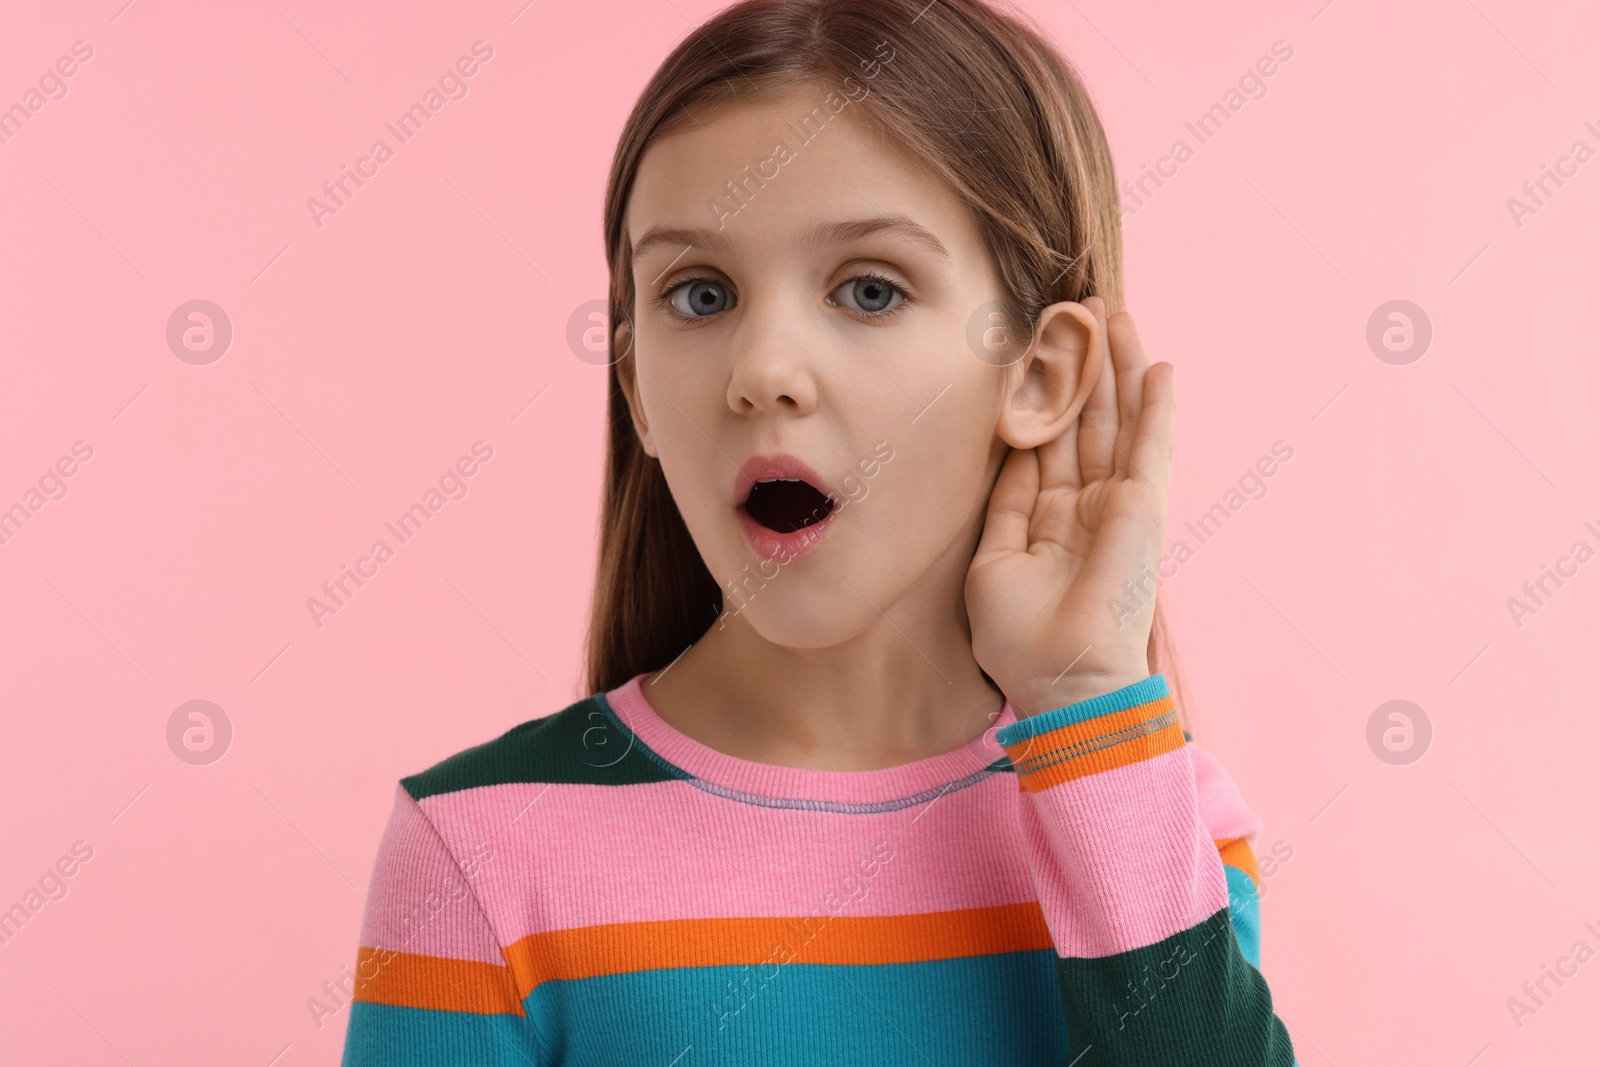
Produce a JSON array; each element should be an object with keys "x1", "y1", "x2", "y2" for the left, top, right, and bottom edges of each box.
[
  {"x1": 1127, "y1": 361, "x2": 1176, "y2": 503},
  {"x1": 1072, "y1": 295, "x2": 1118, "y2": 486},
  {"x1": 1107, "y1": 310, "x2": 1151, "y2": 481},
  {"x1": 973, "y1": 446, "x2": 1038, "y2": 564}
]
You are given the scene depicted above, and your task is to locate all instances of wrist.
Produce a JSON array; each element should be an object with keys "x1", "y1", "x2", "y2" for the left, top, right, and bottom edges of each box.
[{"x1": 1005, "y1": 672, "x2": 1153, "y2": 720}]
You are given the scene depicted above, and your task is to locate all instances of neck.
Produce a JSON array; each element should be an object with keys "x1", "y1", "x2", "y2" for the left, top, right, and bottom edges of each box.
[{"x1": 642, "y1": 520, "x2": 1005, "y2": 773}]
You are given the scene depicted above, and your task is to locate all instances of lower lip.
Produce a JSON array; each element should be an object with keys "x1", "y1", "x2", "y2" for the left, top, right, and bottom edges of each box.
[{"x1": 736, "y1": 504, "x2": 837, "y2": 563}]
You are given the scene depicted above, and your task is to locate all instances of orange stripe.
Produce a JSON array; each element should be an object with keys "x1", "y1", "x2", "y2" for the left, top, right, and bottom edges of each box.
[
  {"x1": 349, "y1": 947, "x2": 526, "y2": 1014},
  {"x1": 500, "y1": 903, "x2": 1053, "y2": 997},
  {"x1": 1003, "y1": 699, "x2": 1184, "y2": 793},
  {"x1": 1215, "y1": 836, "x2": 1261, "y2": 889}
]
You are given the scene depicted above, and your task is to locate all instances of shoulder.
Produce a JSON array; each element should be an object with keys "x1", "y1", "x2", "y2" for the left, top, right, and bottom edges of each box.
[
  {"x1": 399, "y1": 688, "x2": 686, "y2": 805},
  {"x1": 1185, "y1": 740, "x2": 1263, "y2": 845}
]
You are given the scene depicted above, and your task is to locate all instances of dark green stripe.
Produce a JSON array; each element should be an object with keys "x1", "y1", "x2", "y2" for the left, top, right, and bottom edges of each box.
[
  {"x1": 402, "y1": 694, "x2": 690, "y2": 801},
  {"x1": 1056, "y1": 905, "x2": 1295, "y2": 1065}
]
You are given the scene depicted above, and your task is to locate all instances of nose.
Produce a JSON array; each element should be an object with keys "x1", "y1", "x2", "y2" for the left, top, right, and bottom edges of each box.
[{"x1": 725, "y1": 296, "x2": 818, "y2": 417}]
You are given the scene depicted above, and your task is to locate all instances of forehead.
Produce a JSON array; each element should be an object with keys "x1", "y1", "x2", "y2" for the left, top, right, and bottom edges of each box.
[{"x1": 625, "y1": 83, "x2": 984, "y2": 264}]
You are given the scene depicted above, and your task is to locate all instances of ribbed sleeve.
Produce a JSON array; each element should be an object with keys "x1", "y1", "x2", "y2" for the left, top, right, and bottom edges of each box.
[
  {"x1": 993, "y1": 673, "x2": 1297, "y2": 1066},
  {"x1": 340, "y1": 783, "x2": 544, "y2": 1066}
]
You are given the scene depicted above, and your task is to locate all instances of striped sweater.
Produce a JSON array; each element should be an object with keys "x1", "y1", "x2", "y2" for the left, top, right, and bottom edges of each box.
[{"x1": 340, "y1": 672, "x2": 1298, "y2": 1065}]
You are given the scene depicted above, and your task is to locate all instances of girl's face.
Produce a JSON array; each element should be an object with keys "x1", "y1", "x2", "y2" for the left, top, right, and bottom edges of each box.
[{"x1": 618, "y1": 81, "x2": 1045, "y2": 649}]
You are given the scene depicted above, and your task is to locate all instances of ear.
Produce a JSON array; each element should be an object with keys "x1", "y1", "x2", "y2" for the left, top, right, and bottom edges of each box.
[
  {"x1": 612, "y1": 320, "x2": 659, "y2": 458},
  {"x1": 996, "y1": 300, "x2": 1103, "y2": 450}
]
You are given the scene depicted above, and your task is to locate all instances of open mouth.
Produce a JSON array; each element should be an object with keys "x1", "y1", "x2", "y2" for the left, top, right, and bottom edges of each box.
[{"x1": 742, "y1": 477, "x2": 836, "y2": 534}]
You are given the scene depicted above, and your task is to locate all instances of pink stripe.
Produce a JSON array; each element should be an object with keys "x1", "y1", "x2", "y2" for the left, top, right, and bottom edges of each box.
[
  {"x1": 1188, "y1": 741, "x2": 1264, "y2": 844},
  {"x1": 1016, "y1": 746, "x2": 1230, "y2": 958},
  {"x1": 356, "y1": 783, "x2": 507, "y2": 964},
  {"x1": 604, "y1": 672, "x2": 1017, "y2": 804},
  {"x1": 417, "y1": 773, "x2": 1040, "y2": 945}
]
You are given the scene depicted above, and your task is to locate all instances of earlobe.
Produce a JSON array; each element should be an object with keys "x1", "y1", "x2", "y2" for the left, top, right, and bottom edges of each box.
[{"x1": 996, "y1": 301, "x2": 1102, "y2": 450}]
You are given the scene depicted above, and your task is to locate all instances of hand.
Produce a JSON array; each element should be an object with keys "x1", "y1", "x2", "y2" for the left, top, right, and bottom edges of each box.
[{"x1": 964, "y1": 297, "x2": 1175, "y2": 718}]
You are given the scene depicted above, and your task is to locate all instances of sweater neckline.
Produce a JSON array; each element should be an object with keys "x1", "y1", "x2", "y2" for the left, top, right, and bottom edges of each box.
[{"x1": 601, "y1": 671, "x2": 1018, "y2": 808}]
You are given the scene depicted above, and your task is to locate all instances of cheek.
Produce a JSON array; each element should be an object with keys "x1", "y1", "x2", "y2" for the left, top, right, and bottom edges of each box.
[
  {"x1": 638, "y1": 368, "x2": 732, "y2": 527},
  {"x1": 836, "y1": 359, "x2": 1002, "y2": 536},
  {"x1": 653, "y1": 421, "x2": 725, "y2": 522},
  {"x1": 856, "y1": 425, "x2": 992, "y2": 550},
  {"x1": 637, "y1": 348, "x2": 721, "y2": 452}
]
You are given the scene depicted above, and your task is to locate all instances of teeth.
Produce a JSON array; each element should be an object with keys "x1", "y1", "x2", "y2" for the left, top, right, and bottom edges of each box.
[{"x1": 755, "y1": 477, "x2": 802, "y2": 483}]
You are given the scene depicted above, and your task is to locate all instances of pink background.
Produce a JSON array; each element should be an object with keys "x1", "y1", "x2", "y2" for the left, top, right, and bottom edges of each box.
[{"x1": 2, "y1": 0, "x2": 1597, "y2": 1062}]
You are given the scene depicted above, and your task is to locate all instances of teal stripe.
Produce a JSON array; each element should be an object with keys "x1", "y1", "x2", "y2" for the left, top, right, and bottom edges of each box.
[
  {"x1": 521, "y1": 952, "x2": 1070, "y2": 1065},
  {"x1": 340, "y1": 1001, "x2": 543, "y2": 1066},
  {"x1": 995, "y1": 674, "x2": 1169, "y2": 747},
  {"x1": 1223, "y1": 864, "x2": 1262, "y2": 970}
]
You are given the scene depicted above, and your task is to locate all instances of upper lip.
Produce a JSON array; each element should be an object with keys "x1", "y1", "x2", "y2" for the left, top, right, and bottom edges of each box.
[{"x1": 734, "y1": 453, "x2": 829, "y2": 506}]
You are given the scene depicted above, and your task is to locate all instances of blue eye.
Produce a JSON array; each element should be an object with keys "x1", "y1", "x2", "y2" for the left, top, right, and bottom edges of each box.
[
  {"x1": 832, "y1": 273, "x2": 906, "y2": 315},
  {"x1": 662, "y1": 278, "x2": 734, "y2": 318}
]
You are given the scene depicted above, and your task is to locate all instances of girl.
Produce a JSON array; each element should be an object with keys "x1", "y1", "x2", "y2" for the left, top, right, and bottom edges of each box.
[{"x1": 341, "y1": 0, "x2": 1298, "y2": 1063}]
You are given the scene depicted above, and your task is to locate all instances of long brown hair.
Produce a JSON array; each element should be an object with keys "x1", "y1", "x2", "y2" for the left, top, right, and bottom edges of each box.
[{"x1": 584, "y1": 0, "x2": 1194, "y2": 733}]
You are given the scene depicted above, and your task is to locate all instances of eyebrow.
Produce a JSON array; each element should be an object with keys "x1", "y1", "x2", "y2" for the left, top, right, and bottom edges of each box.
[{"x1": 630, "y1": 214, "x2": 954, "y2": 269}]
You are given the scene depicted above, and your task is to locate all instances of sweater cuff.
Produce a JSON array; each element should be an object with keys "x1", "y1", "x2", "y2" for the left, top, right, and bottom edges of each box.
[
  {"x1": 994, "y1": 673, "x2": 1168, "y2": 744},
  {"x1": 993, "y1": 673, "x2": 1183, "y2": 790}
]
